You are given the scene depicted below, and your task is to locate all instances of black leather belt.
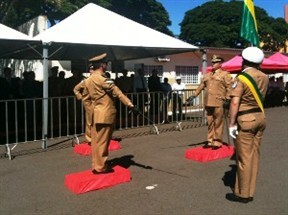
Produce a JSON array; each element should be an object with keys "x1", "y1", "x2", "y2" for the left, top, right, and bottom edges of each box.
[{"x1": 238, "y1": 108, "x2": 262, "y2": 116}]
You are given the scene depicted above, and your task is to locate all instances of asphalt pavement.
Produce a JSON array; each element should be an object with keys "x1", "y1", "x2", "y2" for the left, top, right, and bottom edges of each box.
[{"x1": 1, "y1": 106, "x2": 287, "y2": 215}]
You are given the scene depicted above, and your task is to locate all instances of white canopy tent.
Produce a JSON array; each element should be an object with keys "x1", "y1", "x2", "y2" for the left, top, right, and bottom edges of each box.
[
  {"x1": 1, "y1": 3, "x2": 199, "y2": 62},
  {"x1": 0, "y1": 23, "x2": 33, "y2": 39},
  {"x1": 33, "y1": 3, "x2": 198, "y2": 61},
  {"x1": 0, "y1": 23, "x2": 41, "y2": 59}
]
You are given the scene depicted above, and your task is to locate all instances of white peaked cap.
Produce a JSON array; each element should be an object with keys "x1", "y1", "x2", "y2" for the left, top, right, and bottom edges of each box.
[{"x1": 242, "y1": 47, "x2": 264, "y2": 64}]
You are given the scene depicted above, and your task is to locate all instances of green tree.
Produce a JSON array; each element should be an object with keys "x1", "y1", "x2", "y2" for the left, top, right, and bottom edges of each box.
[
  {"x1": 109, "y1": 0, "x2": 172, "y2": 35},
  {"x1": 0, "y1": 0, "x2": 172, "y2": 36},
  {"x1": 179, "y1": 0, "x2": 288, "y2": 51}
]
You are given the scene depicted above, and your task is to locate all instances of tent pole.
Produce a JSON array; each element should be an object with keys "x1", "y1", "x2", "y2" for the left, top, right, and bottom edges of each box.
[
  {"x1": 42, "y1": 42, "x2": 49, "y2": 149},
  {"x1": 201, "y1": 49, "x2": 207, "y2": 126}
]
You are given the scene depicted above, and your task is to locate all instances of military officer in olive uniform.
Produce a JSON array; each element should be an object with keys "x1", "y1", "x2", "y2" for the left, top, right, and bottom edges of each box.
[
  {"x1": 226, "y1": 47, "x2": 269, "y2": 203},
  {"x1": 73, "y1": 65, "x2": 94, "y2": 144},
  {"x1": 83, "y1": 53, "x2": 137, "y2": 174},
  {"x1": 192, "y1": 55, "x2": 232, "y2": 150}
]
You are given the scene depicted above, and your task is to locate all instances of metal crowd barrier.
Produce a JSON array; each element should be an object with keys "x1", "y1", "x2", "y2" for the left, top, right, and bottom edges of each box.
[{"x1": 0, "y1": 90, "x2": 204, "y2": 160}]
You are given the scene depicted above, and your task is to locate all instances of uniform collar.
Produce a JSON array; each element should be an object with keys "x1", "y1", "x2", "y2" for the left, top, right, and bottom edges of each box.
[
  {"x1": 241, "y1": 67, "x2": 253, "y2": 73},
  {"x1": 212, "y1": 68, "x2": 222, "y2": 74}
]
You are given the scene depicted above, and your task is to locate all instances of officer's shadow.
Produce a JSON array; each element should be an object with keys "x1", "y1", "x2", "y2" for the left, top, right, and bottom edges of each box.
[
  {"x1": 108, "y1": 154, "x2": 152, "y2": 170},
  {"x1": 222, "y1": 164, "x2": 237, "y2": 190}
]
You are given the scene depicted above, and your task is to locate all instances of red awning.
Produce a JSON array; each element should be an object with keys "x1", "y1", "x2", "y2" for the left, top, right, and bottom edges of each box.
[
  {"x1": 205, "y1": 54, "x2": 288, "y2": 73},
  {"x1": 267, "y1": 52, "x2": 288, "y2": 64}
]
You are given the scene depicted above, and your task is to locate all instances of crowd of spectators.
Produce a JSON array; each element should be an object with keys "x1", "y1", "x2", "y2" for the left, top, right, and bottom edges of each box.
[
  {"x1": 2, "y1": 66, "x2": 286, "y2": 119},
  {"x1": 0, "y1": 66, "x2": 86, "y2": 100},
  {"x1": 265, "y1": 76, "x2": 287, "y2": 107},
  {"x1": 114, "y1": 68, "x2": 177, "y2": 123},
  {"x1": 0, "y1": 66, "x2": 177, "y2": 143}
]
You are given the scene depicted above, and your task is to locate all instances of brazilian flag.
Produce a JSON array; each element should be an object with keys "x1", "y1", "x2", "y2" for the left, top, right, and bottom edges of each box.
[{"x1": 240, "y1": 0, "x2": 259, "y2": 47}]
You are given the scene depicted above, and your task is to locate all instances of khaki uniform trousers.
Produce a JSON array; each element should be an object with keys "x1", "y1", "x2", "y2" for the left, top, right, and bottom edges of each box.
[
  {"x1": 83, "y1": 104, "x2": 92, "y2": 143},
  {"x1": 234, "y1": 112, "x2": 266, "y2": 198},
  {"x1": 91, "y1": 123, "x2": 113, "y2": 172},
  {"x1": 206, "y1": 106, "x2": 224, "y2": 146}
]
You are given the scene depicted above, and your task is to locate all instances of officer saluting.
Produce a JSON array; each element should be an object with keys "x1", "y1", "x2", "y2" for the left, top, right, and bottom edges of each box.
[
  {"x1": 226, "y1": 47, "x2": 269, "y2": 203},
  {"x1": 83, "y1": 53, "x2": 138, "y2": 174},
  {"x1": 192, "y1": 55, "x2": 232, "y2": 150}
]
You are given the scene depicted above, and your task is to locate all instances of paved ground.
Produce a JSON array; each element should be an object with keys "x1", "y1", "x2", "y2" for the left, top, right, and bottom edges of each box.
[{"x1": 1, "y1": 107, "x2": 287, "y2": 215}]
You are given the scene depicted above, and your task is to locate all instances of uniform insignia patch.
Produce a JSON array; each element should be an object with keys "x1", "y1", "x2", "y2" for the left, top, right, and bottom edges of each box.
[{"x1": 232, "y1": 81, "x2": 238, "y2": 89}]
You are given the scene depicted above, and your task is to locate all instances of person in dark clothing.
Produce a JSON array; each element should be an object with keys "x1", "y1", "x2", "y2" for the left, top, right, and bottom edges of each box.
[
  {"x1": 161, "y1": 77, "x2": 172, "y2": 123},
  {"x1": 0, "y1": 67, "x2": 21, "y2": 99},
  {"x1": 148, "y1": 69, "x2": 162, "y2": 115},
  {"x1": 133, "y1": 68, "x2": 148, "y2": 112}
]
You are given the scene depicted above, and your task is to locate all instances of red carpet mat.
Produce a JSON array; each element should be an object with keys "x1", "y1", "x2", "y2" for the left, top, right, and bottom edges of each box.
[
  {"x1": 185, "y1": 145, "x2": 235, "y2": 162},
  {"x1": 74, "y1": 140, "x2": 121, "y2": 156},
  {"x1": 64, "y1": 165, "x2": 131, "y2": 194},
  {"x1": 109, "y1": 140, "x2": 122, "y2": 151}
]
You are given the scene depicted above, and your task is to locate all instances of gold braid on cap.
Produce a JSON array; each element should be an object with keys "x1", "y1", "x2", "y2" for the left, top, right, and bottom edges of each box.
[
  {"x1": 89, "y1": 53, "x2": 107, "y2": 62},
  {"x1": 211, "y1": 54, "x2": 223, "y2": 63}
]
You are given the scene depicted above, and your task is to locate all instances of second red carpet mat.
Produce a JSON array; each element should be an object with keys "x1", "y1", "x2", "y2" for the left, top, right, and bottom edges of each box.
[{"x1": 185, "y1": 145, "x2": 234, "y2": 162}]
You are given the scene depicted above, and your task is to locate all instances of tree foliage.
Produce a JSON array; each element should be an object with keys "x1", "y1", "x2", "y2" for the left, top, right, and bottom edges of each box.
[
  {"x1": 109, "y1": 0, "x2": 172, "y2": 35},
  {"x1": 0, "y1": 0, "x2": 173, "y2": 35},
  {"x1": 179, "y1": 0, "x2": 288, "y2": 51},
  {"x1": 1, "y1": 0, "x2": 287, "y2": 51}
]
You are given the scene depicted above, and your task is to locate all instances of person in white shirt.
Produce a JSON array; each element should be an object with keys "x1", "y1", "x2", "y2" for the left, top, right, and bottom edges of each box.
[{"x1": 171, "y1": 76, "x2": 185, "y2": 120}]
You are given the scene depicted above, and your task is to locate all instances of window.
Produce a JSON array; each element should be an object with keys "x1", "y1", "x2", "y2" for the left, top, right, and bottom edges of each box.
[
  {"x1": 144, "y1": 65, "x2": 163, "y2": 78},
  {"x1": 175, "y1": 66, "x2": 199, "y2": 84}
]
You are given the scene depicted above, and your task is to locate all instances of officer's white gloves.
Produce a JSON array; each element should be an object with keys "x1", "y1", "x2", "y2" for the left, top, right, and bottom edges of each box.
[{"x1": 229, "y1": 125, "x2": 238, "y2": 139}]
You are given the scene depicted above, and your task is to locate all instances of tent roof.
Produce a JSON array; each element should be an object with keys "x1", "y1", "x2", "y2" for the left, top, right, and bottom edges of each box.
[
  {"x1": 205, "y1": 55, "x2": 288, "y2": 73},
  {"x1": 0, "y1": 23, "x2": 41, "y2": 59},
  {"x1": 0, "y1": 23, "x2": 32, "y2": 40},
  {"x1": 33, "y1": 3, "x2": 198, "y2": 61},
  {"x1": 267, "y1": 52, "x2": 288, "y2": 64},
  {"x1": 261, "y1": 57, "x2": 288, "y2": 70},
  {"x1": 220, "y1": 55, "x2": 242, "y2": 72}
]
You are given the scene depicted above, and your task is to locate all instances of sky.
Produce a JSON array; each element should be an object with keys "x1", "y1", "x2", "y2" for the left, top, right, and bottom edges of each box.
[{"x1": 157, "y1": 0, "x2": 288, "y2": 35}]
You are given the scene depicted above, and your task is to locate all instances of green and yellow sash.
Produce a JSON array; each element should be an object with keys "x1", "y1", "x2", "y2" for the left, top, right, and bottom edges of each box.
[{"x1": 237, "y1": 72, "x2": 264, "y2": 113}]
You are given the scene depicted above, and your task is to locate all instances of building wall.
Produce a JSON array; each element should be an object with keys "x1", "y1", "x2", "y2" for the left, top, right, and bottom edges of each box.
[{"x1": 124, "y1": 49, "x2": 242, "y2": 89}]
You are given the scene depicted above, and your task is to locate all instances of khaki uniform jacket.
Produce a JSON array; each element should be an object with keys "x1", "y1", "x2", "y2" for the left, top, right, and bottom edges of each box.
[
  {"x1": 230, "y1": 67, "x2": 269, "y2": 112},
  {"x1": 74, "y1": 80, "x2": 86, "y2": 100},
  {"x1": 73, "y1": 79, "x2": 92, "y2": 126},
  {"x1": 194, "y1": 69, "x2": 232, "y2": 107},
  {"x1": 73, "y1": 79, "x2": 92, "y2": 109},
  {"x1": 84, "y1": 71, "x2": 132, "y2": 124}
]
